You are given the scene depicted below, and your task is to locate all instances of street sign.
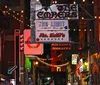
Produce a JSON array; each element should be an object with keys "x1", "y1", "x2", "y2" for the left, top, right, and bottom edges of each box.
[{"x1": 7, "y1": 65, "x2": 17, "y2": 74}]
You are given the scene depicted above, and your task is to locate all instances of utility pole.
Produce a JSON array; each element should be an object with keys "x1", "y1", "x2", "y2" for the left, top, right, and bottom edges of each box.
[
  {"x1": 87, "y1": 27, "x2": 92, "y2": 85},
  {"x1": 79, "y1": 1, "x2": 94, "y2": 84}
]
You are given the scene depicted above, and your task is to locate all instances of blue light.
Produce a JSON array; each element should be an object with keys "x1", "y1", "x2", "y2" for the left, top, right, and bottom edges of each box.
[{"x1": 64, "y1": 26, "x2": 68, "y2": 29}]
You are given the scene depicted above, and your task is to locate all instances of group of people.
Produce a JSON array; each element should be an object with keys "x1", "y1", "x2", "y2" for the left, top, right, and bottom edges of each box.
[
  {"x1": 45, "y1": 79, "x2": 78, "y2": 85},
  {"x1": 50, "y1": 79, "x2": 78, "y2": 85},
  {"x1": 67, "y1": 80, "x2": 78, "y2": 85},
  {"x1": 44, "y1": 79, "x2": 55, "y2": 85},
  {"x1": 0, "y1": 80, "x2": 13, "y2": 85}
]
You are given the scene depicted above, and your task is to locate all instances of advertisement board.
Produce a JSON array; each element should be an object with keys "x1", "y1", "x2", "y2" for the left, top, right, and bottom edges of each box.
[
  {"x1": 30, "y1": 3, "x2": 78, "y2": 43},
  {"x1": 35, "y1": 20, "x2": 69, "y2": 42},
  {"x1": 24, "y1": 29, "x2": 43, "y2": 55},
  {"x1": 72, "y1": 54, "x2": 78, "y2": 65},
  {"x1": 35, "y1": 4, "x2": 79, "y2": 19}
]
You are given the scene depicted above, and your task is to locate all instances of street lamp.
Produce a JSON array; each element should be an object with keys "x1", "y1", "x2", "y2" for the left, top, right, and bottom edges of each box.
[
  {"x1": 33, "y1": 61, "x2": 39, "y2": 67},
  {"x1": 33, "y1": 60, "x2": 39, "y2": 85}
]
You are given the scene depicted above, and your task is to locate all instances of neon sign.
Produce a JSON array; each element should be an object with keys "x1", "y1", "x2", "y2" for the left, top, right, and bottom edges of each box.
[
  {"x1": 24, "y1": 29, "x2": 43, "y2": 55},
  {"x1": 25, "y1": 36, "x2": 40, "y2": 48}
]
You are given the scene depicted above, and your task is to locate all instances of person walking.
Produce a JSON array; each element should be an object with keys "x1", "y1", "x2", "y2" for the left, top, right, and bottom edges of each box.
[
  {"x1": 73, "y1": 80, "x2": 78, "y2": 85},
  {"x1": 50, "y1": 80, "x2": 55, "y2": 85},
  {"x1": 67, "y1": 80, "x2": 71, "y2": 85}
]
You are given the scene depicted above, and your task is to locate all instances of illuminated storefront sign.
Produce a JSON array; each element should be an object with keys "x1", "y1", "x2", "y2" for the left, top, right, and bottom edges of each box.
[
  {"x1": 35, "y1": 20, "x2": 68, "y2": 30},
  {"x1": 35, "y1": 4, "x2": 78, "y2": 19},
  {"x1": 24, "y1": 29, "x2": 43, "y2": 55},
  {"x1": 35, "y1": 20, "x2": 69, "y2": 42},
  {"x1": 72, "y1": 54, "x2": 78, "y2": 65},
  {"x1": 30, "y1": 3, "x2": 78, "y2": 43},
  {"x1": 51, "y1": 43, "x2": 72, "y2": 50}
]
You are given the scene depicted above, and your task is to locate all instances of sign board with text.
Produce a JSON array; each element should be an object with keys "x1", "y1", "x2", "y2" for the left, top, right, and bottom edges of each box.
[
  {"x1": 72, "y1": 54, "x2": 78, "y2": 65},
  {"x1": 24, "y1": 29, "x2": 43, "y2": 55},
  {"x1": 35, "y1": 20, "x2": 69, "y2": 42},
  {"x1": 35, "y1": 4, "x2": 79, "y2": 19},
  {"x1": 30, "y1": 2, "x2": 78, "y2": 43}
]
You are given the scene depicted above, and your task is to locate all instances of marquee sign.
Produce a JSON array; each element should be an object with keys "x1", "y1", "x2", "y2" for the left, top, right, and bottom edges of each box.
[
  {"x1": 35, "y1": 4, "x2": 78, "y2": 19},
  {"x1": 35, "y1": 20, "x2": 69, "y2": 42}
]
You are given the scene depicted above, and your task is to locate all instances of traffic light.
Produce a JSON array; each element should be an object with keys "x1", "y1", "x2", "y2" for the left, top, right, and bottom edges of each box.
[{"x1": 20, "y1": 34, "x2": 24, "y2": 51}]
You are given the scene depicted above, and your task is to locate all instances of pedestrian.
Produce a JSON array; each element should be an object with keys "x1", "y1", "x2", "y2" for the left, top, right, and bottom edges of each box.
[
  {"x1": 73, "y1": 80, "x2": 78, "y2": 85},
  {"x1": 67, "y1": 80, "x2": 71, "y2": 85},
  {"x1": 50, "y1": 80, "x2": 55, "y2": 85}
]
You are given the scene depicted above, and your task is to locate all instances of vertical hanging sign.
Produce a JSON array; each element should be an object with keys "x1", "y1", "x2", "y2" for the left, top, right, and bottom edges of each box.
[{"x1": 14, "y1": 29, "x2": 20, "y2": 85}]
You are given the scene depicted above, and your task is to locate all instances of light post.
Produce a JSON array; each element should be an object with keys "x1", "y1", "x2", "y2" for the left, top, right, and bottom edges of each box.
[
  {"x1": 79, "y1": 1, "x2": 94, "y2": 84},
  {"x1": 88, "y1": 31, "x2": 94, "y2": 85},
  {"x1": 33, "y1": 60, "x2": 39, "y2": 85},
  {"x1": 87, "y1": 21, "x2": 93, "y2": 85}
]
